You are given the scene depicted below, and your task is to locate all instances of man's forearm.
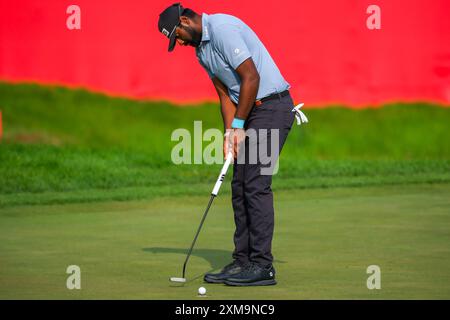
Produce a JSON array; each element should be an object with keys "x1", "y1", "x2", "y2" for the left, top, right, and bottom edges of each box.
[
  {"x1": 234, "y1": 76, "x2": 259, "y2": 121},
  {"x1": 220, "y1": 97, "x2": 237, "y2": 130},
  {"x1": 211, "y1": 77, "x2": 237, "y2": 130}
]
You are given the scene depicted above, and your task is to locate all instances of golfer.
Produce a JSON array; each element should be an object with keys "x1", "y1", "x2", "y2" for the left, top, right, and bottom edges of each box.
[{"x1": 158, "y1": 3, "x2": 295, "y2": 286}]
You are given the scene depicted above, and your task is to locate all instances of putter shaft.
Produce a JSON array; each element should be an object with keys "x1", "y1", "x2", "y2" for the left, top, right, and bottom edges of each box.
[
  {"x1": 176, "y1": 152, "x2": 233, "y2": 281},
  {"x1": 182, "y1": 194, "x2": 215, "y2": 279}
]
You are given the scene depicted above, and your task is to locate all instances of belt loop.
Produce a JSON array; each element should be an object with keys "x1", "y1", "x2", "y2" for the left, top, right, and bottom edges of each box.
[{"x1": 277, "y1": 92, "x2": 282, "y2": 100}]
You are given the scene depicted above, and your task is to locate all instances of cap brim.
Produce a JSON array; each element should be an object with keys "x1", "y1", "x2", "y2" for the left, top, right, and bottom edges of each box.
[{"x1": 168, "y1": 33, "x2": 176, "y2": 52}]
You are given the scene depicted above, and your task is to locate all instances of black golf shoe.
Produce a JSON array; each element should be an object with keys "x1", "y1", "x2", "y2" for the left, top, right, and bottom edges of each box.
[
  {"x1": 204, "y1": 261, "x2": 246, "y2": 284},
  {"x1": 224, "y1": 262, "x2": 276, "y2": 286}
]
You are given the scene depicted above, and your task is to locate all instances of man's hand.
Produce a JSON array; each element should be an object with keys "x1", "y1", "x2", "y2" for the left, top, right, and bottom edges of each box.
[
  {"x1": 224, "y1": 131, "x2": 231, "y2": 160},
  {"x1": 224, "y1": 128, "x2": 246, "y2": 159}
]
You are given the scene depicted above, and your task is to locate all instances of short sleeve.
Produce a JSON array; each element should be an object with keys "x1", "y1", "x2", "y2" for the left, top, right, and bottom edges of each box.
[{"x1": 213, "y1": 24, "x2": 252, "y2": 70}]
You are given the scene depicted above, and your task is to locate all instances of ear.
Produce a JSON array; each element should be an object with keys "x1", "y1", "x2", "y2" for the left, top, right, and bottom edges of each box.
[{"x1": 180, "y1": 16, "x2": 190, "y2": 26}]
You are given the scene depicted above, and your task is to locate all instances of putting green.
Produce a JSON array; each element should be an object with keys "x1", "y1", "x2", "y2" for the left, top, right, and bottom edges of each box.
[{"x1": 0, "y1": 183, "x2": 449, "y2": 299}]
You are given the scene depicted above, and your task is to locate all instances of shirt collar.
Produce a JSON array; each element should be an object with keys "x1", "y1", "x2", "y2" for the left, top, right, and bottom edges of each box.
[{"x1": 199, "y1": 13, "x2": 210, "y2": 47}]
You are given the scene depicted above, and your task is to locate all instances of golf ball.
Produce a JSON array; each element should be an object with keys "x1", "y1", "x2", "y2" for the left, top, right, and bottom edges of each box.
[{"x1": 198, "y1": 287, "x2": 206, "y2": 295}]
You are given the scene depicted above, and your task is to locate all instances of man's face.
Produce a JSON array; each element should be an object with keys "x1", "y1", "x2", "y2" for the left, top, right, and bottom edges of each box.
[{"x1": 175, "y1": 17, "x2": 202, "y2": 48}]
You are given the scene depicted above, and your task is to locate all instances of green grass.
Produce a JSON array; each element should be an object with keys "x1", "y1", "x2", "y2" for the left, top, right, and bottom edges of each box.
[
  {"x1": 0, "y1": 83, "x2": 449, "y2": 299},
  {"x1": 0, "y1": 82, "x2": 449, "y2": 207},
  {"x1": 0, "y1": 183, "x2": 449, "y2": 299},
  {"x1": 1, "y1": 81, "x2": 449, "y2": 158}
]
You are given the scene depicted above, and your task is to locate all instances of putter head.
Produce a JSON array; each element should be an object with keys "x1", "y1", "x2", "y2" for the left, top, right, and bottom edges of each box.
[{"x1": 170, "y1": 277, "x2": 186, "y2": 283}]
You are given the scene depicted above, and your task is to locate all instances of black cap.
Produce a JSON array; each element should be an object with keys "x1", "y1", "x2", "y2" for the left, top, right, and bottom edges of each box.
[{"x1": 158, "y1": 3, "x2": 184, "y2": 52}]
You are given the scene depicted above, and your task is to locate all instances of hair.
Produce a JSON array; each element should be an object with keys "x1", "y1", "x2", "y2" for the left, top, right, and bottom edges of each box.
[{"x1": 181, "y1": 8, "x2": 198, "y2": 19}]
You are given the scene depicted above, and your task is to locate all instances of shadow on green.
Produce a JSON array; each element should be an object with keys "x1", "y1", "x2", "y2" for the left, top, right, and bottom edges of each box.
[{"x1": 142, "y1": 247, "x2": 286, "y2": 277}]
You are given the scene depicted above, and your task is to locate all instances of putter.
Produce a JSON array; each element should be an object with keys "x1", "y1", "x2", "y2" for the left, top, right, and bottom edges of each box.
[{"x1": 170, "y1": 151, "x2": 233, "y2": 283}]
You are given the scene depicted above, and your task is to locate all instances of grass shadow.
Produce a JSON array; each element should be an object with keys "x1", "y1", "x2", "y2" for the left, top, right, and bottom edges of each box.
[
  {"x1": 143, "y1": 247, "x2": 232, "y2": 270},
  {"x1": 143, "y1": 247, "x2": 286, "y2": 271}
]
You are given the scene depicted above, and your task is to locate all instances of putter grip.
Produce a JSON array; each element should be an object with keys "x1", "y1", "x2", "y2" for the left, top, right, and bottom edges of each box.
[{"x1": 211, "y1": 152, "x2": 233, "y2": 196}]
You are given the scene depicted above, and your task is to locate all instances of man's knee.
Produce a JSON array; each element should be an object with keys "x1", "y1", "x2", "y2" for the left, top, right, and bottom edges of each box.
[{"x1": 244, "y1": 173, "x2": 273, "y2": 199}]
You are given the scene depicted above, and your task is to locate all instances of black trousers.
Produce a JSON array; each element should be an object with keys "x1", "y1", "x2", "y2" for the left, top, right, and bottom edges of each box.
[{"x1": 231, "y1": 93, "x2": 295, "y2": 266}]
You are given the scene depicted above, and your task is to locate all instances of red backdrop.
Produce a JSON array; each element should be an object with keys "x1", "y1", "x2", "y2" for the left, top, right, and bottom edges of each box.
[{"x1": 1, "y1": 0, "x2": 449, "y2": 106}]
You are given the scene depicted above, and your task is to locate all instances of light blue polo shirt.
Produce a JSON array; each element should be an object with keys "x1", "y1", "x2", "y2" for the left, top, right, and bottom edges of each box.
[{"x1": 195, "y1": 13, "x2": 290, "y2": 104}]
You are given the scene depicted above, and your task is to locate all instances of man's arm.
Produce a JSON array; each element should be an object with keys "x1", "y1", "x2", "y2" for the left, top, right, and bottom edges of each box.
[
  {"x1": 211, "y1": 50, "x2": 260, "y2": 159},
  {"x1": 212, "y1": 24, "x2": 260, "y2": 124},
  {"x1": 212, "y1": 77, "x2": 236, "y2": 130},
  {"x1": 234, "y1": 57, "x2": 260, "y2": 121},
  {"x1": 224, "y1": 57, "x2": 259, "y2": 159}
]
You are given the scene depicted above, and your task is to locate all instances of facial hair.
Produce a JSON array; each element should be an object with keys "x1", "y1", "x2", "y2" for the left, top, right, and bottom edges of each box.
[{"x1": 182, "y1": 24, "x2": 202, "y2": 47}]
